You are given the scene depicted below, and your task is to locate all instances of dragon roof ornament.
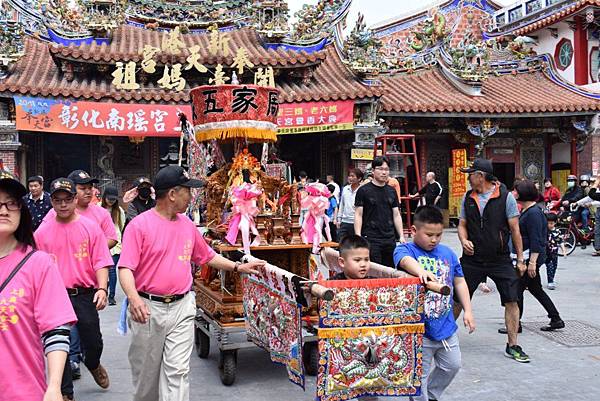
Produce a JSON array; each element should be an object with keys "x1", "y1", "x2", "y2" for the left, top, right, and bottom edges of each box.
[{"x1": 0, "y1": 8, "x2": 25, "y2": 79}]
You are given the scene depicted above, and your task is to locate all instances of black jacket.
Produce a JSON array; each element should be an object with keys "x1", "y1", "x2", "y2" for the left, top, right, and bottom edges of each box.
[
  {"x1": 461, "y1": 185, "x2": 512, "y2": 266},
  {"x1": 561, "y1": 186, "x2": 584, "y2": 204}
]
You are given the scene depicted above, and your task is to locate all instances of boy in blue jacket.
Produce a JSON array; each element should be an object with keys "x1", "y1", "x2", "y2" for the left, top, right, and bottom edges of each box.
[{"x1": 394, "y1": 206, "x2": 475, "y2": 401}]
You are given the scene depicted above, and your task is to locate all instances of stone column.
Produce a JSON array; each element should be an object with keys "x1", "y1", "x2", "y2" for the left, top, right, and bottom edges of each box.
[{"x1": 0, "y1": 123, "x2": 20, "y2": 175}]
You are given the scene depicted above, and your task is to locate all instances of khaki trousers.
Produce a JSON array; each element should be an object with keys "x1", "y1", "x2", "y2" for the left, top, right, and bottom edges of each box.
[{"x1": 128, "y1": 292, "x2": 196, "y2": 401}]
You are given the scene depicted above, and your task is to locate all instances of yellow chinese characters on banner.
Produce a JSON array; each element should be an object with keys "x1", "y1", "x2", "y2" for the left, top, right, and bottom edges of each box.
[{"x1": 449, "y1": 149, "x2": 468, "y2": 218}]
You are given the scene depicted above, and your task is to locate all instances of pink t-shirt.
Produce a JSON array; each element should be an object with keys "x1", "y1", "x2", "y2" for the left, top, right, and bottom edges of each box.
[
  {"x1": 45, "y1": 204, "x2": 117, "y2": 241},
  {"x1": 35, "y1": 215, "x2": 113, "y2": 288},
  {"x1": 119, "y1": 209, "x2": 216, "y2": 295},
  {"x1": 0, "y1": 245, "x2": 77, "y2": 401}
]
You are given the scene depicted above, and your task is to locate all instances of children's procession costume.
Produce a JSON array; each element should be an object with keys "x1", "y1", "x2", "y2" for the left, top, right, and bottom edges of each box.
[{"x1": 317, "y1": 278, "x2": 425, "y2": 401}]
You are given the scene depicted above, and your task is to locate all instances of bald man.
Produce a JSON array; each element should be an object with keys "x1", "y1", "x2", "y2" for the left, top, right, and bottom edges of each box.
[{"x1": 411, "y1": 172, "x2": 443, "y2": 206}]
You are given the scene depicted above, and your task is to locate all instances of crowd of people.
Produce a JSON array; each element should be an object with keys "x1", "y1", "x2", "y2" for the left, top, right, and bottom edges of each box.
[{"x1": 1, "y1": 157, "x2": 598, "y2": 401}]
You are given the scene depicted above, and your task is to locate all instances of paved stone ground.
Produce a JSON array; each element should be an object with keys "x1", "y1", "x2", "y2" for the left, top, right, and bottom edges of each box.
[{"x1": 76, "y1": 229, "x2": 600, "y2": 401}]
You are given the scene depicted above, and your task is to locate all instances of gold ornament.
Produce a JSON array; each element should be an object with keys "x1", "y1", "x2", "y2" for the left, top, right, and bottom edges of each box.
[
  {"x1": 161, "y1": 26, "x2": 186, "y2": 55},
  {"x1": 112, "y1": 61, "x2": 139, "y2": 90},
  {"x1": 140, "y1": 45, "x2": 160, "y2": 74},
  {"x1": 209, "y1": 64, "x2": 230, "y2": 85},
  {"x1": 254, "y1": 66, "x2": 275, "y2": 87},
  {"x1": 184, "y1": 45, "x2": 208, "y2": 73},
  {"x1": 231, "y1": 47, "x2": 254, "y2": 75},
  {"x1": 208, "y1": 25, "x2": 230, "y2": 57},
  {"x1": 157, "y1": 64, "x2": 186, "y2": 91}
]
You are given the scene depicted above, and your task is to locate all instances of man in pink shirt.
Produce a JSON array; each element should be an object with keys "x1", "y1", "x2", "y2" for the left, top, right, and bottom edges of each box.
[
  {"x1": 35, "y1": 178, "x2": 114, "y2": 401},
  {"x1": 45, "y1": 169, "x2": 118, "y2": 379},
  {"x1": 45, "y1": 170, "x2": 118, "y2": 249},
  {"x1": 119, "y1": 165, "x2": 264, "y2": 401}
]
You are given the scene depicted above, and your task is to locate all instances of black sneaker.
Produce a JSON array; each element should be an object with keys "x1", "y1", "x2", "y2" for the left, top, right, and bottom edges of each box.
[
  {"x1": 71, "y1": 361, "x2": 81, "y2": 380},
  {"x1": 540, "y1": 319, "x2": 565, "y2": 331},
  {"x1": 108, "y1": 297, "x2": 116, "y2": 306},
  {"x1": 505, "y1": 344, "x2": 530, "y2": 363},
  {"x1": 498, "y1": 324, "x2": 522, "y2": 334}
]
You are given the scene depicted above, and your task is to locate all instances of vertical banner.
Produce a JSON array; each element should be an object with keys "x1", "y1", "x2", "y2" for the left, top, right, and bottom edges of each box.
[{"x1": 449, "y1": 149, "x2": 468, "y2": 218}]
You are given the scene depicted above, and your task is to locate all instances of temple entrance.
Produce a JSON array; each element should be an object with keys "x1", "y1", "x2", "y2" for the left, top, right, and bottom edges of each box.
[
  {"x1": 43, "y1": 133, "x2": 92, "y2": 181},
  {"x1": 277, "y1": 134, "x2": 321, "y2": 181},
  {"x1": 493, "y1": 162, "x2": 516, "y2": 188}
]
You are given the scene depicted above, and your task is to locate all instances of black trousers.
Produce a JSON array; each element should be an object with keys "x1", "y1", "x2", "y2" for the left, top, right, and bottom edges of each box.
[
  {"x1": 336, "y1": 223, "x2": 355, "y2": 243},
  {"x1": 518, "y1": 264, "x2": 561, "y2": 321},
  {"x1": 365, "y1": 237, "x2": 396, "y2": 268},
  {"x1": 61, "y1": 291, "x2": 104, "y2": 396}
]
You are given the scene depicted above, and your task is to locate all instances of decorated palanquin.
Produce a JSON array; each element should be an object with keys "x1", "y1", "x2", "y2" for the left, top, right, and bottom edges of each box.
[
  {"x1": 189, "y1": 83, "x2": 334, "y2": 324},
  {"x1": 317, "y1": 278, "x2": 425, "y2": 400}
]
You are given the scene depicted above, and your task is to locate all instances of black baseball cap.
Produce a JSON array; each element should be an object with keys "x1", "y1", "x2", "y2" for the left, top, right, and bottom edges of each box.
[
  {"x1": 49, "y1": 178, "x2": 77, "y2": 196},
  {"x1": 154, "y1": 165, "x2": 203, "y2": 191},
  {"x1": 0, "y1": 169, "x2": 27, "y2": 198},
  {"x1": 103, "y1": 185, "x2": 119, "y2": 201},
  {"x1": 67, "y1": 169, "x2": 99, "y2": 185},
  {"x1": 134, "y1": 177, "x2": 152, "y2": 188},
  {"x1": 461, "y1": 158, "x2": 494, "y2": 175}
]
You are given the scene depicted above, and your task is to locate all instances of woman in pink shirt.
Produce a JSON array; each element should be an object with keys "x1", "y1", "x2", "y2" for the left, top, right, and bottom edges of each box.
[{"x1": 0, "y1": 170, "x2": 77, "y2": 401}]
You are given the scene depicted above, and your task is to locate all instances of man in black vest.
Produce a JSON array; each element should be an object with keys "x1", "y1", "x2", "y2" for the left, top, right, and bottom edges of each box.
[{"x1": 455, "y1": 159, "x2": 529, "y2": 363}]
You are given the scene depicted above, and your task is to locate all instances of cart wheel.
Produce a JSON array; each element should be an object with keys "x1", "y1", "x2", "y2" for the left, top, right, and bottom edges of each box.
[
  {"x1": 219, "y1": 351, "x2": 237, "y2": 386},
  {"x1": 195, "y1": 328, "x2": 210, "y2": 358},
  {"x1": 303, "y1": 342, "x2": 319, "y2": 376}
]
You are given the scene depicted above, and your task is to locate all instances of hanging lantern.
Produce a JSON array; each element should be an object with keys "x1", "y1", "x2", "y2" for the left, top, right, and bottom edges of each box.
[
  {"x1": 190, "y1": 84, "x2": 280, "y2": 143},
  {"x1": 128, "y1": 136, "x2": 145, "y2": 145}
]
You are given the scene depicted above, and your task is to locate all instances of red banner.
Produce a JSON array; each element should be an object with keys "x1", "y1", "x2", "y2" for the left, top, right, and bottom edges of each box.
[
  {"x1": 276, "y1": 100, "x2": 354, "y2": 134},
  {"x1": 190, "y1": 85, "x2": 279, "y2": 126},
  {"x1": 15, "y1": 96, "x2": 191, "y2": 137}
]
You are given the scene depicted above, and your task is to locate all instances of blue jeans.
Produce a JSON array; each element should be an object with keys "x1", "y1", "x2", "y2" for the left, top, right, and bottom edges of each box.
[
  {"x1": 69, "y1": 326, "x2": 81, "y2": 364},
  {"x1": 581, "y1": 208, "x2": 590, "y2": 230},
  {"x1": 109, "y1": 254, "x2": 119, "y2": 299}
]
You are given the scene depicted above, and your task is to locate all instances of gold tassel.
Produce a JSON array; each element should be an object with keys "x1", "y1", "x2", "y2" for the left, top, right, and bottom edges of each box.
[
  {"x1": 318, "y1": 324, "x2": 425, "y2": 339},
  {"x1": 195, "y1": 127, "x2": 277, "y2": 143}
]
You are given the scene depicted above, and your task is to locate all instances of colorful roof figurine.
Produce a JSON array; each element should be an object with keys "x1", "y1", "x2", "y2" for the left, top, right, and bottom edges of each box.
[{"x1": 0, "y1": 9, "x2": 25, "y2": 79}]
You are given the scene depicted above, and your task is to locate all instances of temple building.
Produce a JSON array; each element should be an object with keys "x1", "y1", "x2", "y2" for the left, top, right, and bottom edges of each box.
[{"x1": 1, "y1": 0, "x2": 600, "y2": 217}]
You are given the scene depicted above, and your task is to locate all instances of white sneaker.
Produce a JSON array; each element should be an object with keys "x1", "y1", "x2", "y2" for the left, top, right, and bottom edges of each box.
[{"x1": 548, "y1": 282, "x2": 556, "y2": 290}]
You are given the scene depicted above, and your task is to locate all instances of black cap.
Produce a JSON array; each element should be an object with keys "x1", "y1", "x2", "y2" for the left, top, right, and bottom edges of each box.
[
  {"x1": 27, "y1": 175, "x2": 44, "y2": 184},
  {"x1": 103, "y1": 185, "x2": 119, "y2": 201},
  {"x1": 0, "y1": 169, "x2": 27, "y2": 198},
  {"x1": 154, "y1": 165, "x2": 203, "y2": 191},
  {"x1": 49, "y1": 178, "x2": 77, "y2": 196},
  {"x1": 67, "y1": 169, "x2": 99, "y2": 185},
  {"x1": 134, "y1": 177, "x2": 153, "y2": 188},
  {"x1": 461, "y1": 158, "x2": 494, "y2": 175}
]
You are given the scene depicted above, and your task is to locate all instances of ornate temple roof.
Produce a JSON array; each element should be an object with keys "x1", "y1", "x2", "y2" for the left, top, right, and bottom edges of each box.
[
  {"x1": 49, "y1": 25, "x2": 327, "y2": 66},
  {"x1": 380, "y1": 66, "x2": 600, "y2": 115},
  {"x1": 0, "y1": 37, "x2": 382, "y2": 103},
  {"x1": 487, "y1": 0, "x2": 600, "y2": 37}
]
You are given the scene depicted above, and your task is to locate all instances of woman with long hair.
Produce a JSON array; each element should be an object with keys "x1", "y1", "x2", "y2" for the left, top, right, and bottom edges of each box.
[
  {"x1": 100, "y1": 185, "x2": 125, "y2": 305},
  {"x1": 0, "y1": 169, "x2": 76, "y2": 401}
]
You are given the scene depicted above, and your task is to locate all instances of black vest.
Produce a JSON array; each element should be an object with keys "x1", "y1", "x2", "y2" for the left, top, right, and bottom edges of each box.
[{"x1": 462, "y1": 186, "x2": 511, "y2": 265}]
